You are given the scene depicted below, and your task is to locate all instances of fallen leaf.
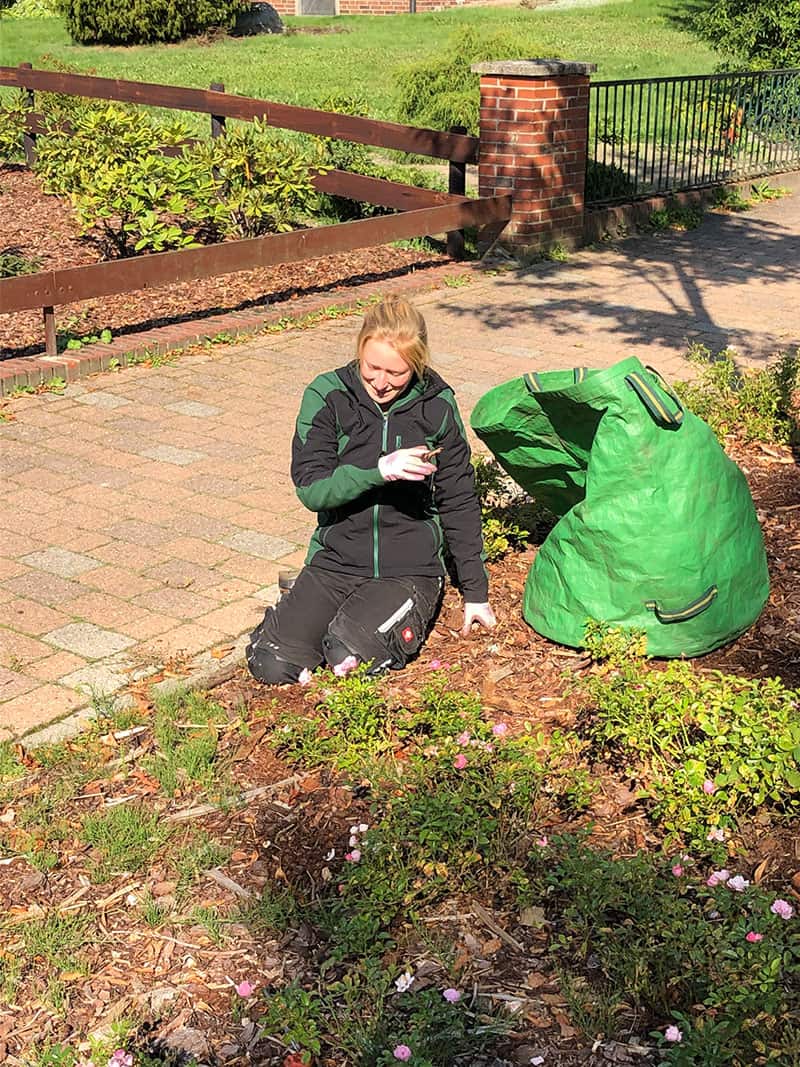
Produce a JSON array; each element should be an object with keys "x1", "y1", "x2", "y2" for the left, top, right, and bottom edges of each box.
[{"x1": 211, "y1": 645, "x2": 234, "y2": 660}]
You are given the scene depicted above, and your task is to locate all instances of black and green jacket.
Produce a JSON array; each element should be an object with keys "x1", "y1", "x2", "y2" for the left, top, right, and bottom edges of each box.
[{"x1": 291, "y1": 362, "x2": 488, "y2": 601}]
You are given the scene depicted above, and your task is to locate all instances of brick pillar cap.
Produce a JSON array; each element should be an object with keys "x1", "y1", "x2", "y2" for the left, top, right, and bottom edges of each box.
[{"x1": 472, "y1": 59, "x2": 597, "y2": 77}]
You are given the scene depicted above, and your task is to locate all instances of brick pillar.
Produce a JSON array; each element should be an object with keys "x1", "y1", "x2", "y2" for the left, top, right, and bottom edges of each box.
[{"x1": 472, "y1": 59, "x2": 596, "y2": 254}]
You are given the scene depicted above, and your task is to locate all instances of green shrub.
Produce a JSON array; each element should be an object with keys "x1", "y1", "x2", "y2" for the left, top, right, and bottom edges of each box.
[
  {"x1": 62, "y1": 0, "x2": 248, "y2": 45},
  {"x1": 525, "y1": 834, "x2": 800, "y2": 1065},
  {"x1": 472, "y1": 455, "x2": 534, "y2": 562},
  {"x1": 4, "y1": 0, "x2": 60, "y2": 16},
  {"x1": 34, "y1": 99, "x2": 318, "y2": 257},
  {"x1": 397, "y1": 27, "x2": 548, "y2": 136},
  {"x1": 0, "y1": 247, "x2": 42, "y2": 277},
  {"x1": 0, "y1": 92, "x2": 30, "y2": 165},
  {"x1": 584, "y1": 159, "x2": 637, "y2": 203},
  {"x1": 314, "y1": 94, "x2": 445, "y2": 223},
  {"x1": 675, "y1": 343, "x2": 800, "y2": 443},
  {"x1": 578, "y1": 657, "x2": 800, "y2": 848},
  {"x1": 689, "y1": 0, "x2": 800, "y2": 70}
]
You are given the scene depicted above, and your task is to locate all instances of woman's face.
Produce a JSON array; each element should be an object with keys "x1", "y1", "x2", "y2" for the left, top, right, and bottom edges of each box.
[{"x1": 359, "y1": 338, "x2": 414, "y2": 405}]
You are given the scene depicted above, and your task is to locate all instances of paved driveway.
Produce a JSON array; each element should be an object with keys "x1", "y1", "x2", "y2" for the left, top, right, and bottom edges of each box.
[{"x1": 2, "y1": 189, "x2": 799, "y2": 738}]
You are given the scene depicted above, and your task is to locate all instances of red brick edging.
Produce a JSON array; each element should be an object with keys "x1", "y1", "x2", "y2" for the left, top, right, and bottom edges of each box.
[{"x1": 0, "y1": 260, "x2": 480, "y2": 397}]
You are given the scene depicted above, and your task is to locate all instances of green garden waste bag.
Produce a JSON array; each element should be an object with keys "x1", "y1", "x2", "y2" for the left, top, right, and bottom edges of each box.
[{"x1": 470, "y1": 356, "x2": 769, "y2": 657}]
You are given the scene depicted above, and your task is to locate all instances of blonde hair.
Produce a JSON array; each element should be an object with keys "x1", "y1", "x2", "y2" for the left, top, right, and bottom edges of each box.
[{"x1": 356, "y1": 295, "x2": 431, "y2": 381}]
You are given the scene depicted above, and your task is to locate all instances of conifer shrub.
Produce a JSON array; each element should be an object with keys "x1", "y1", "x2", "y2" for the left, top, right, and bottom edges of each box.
[{"x1": 62, "y1": 0, "x2": 248, "y2": 45}]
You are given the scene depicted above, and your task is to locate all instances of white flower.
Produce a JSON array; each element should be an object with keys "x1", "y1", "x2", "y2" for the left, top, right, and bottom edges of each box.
[
  {"x1": 359, "y1": 823, "x2": 369, "y2": 833},
  {"x1": 349, "y1": 835, "x2": 359, "y2": 846},
  {"x1": 350, "y1": 825, "x2": 360, "y2": 835},
  {"x1": 325, "y1": 848, "x2": 336, "y2": 861},
  {"x1": 394, "y1": 970, "x2": 414, "y2": 993},
  {"x1": 726, "y1": 875, "x2": 750, "y2": 892}
]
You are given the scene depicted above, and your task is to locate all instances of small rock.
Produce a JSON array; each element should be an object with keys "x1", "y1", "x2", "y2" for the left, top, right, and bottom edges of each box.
[
  {"x1": 230, "y1": 2, "x2": 284, "y2": 36},
  {"x1": 162, "y1": 1027, "x2": 210, "y2": 1058}
]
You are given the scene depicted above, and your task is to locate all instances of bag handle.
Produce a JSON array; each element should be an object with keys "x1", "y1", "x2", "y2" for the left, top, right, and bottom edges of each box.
[
  {"x1": 645, "y1": 585, "x2": 718, "y2": 624},
  {"x1": 625, "y1": 369, "x2": 684, "y2": 428}
]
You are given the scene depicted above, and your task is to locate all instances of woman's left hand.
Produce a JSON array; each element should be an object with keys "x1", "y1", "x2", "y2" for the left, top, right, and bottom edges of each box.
[{"x1": 461, "y1": 601, "x2": 497, "y2": 636}]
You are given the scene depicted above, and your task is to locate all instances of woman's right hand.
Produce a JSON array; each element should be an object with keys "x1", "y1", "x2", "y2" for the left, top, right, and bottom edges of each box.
[{"x1": 379, "y1": 446, "x2": 437, "y2": 482}]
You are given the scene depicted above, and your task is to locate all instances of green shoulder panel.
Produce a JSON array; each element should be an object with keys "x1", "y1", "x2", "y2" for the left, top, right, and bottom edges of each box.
[{"x1": 296, "y1": 371, "x2": 348, "y2": 446}]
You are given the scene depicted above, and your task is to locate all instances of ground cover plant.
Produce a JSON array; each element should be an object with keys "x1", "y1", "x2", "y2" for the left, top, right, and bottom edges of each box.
[{"x1": 0, "y1": 421, "x2": 798, "y2": 1065}]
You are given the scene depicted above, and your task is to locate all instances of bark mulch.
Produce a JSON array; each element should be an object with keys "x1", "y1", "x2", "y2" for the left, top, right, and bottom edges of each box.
[{"x1": 0, "y1": 444, "x2": 797, "y2": 1065}]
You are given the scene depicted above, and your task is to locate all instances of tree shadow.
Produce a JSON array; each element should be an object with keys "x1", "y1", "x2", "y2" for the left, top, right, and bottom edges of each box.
[{"x1": 455, "y1": 205, "x2": 800, "y2": 366}]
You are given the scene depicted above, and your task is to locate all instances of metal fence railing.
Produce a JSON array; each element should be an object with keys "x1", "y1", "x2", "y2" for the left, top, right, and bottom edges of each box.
[{"x1": 586, "y1": 68, "x2": 800, "y2": 207}]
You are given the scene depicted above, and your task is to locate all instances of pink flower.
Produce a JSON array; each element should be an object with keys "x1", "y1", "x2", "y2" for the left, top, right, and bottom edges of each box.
[
  {"x1": 492, "y1": 723, "x2": 508, "y2": 737},
  {"x1": 345, "y1": 849, "x2": 361, "y2": 863},
  {"x1": 298, "y1": 667, "x2": 312, "y2": 686},
  {"x1": 702, "y1": 780, "x2": 716, "y2": 794},
  {"x1": 442, "y1": 987, "x2": 461, "y2": 1003},
  {"x1": 333, "y1": 655, "x2": 359, "y2": 677},
  {"x1": 671, "y1": 864, "x2": 684, "y2": 878},
  {"x1": 771, "y1": 899, "x2": 795, "y2": 920},
  {"x1": 393, "y1": 1045, "x2": 412, "y2": 1062},
  {"x1": 430, "y1": 659, "x2": 442, "y2": 669},
  {"x1": 745, "y1": 931, "x2": 764, "y2": 943},
  {"x1": 726, "y1": 875, "x2": 749, "y2": 892},
  {"x1": 453, "y1": 753, "x2": 468, "y2": 770},
  {"x1": 234, "y1": 979, "x2": 255, "y2": 997},
  {"x1": 535, "y1": 836, "x2": 548, "y2": 848},
  {"x1": 108, "y1": 1054, "x2": 133, "y2": 1067},
  {"x1": 456, "y1": 730, "x2": 471, "y2": 746},
  {"x1": 706, "y1": 868, "x2": 730, "y2": 887},
  {"x1": 664, "y1": 1025, "x2": 683, "y2": 1043},
  {"x1": 706, "y1": 827, "x2": 725, "y2": 842}
]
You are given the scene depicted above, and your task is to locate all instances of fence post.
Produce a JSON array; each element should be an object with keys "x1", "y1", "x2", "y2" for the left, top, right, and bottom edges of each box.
[
  {"x1": 446, "y1": 124, "x2": 467, "y2": 261},
  {"x1": 19, "y1": 62, "x2": 37, "y2": 166},
  {"x1": 43, "y1": 306, "x2": 57, "y2": 358},
  {"x1": 210, "y1": 82, "x2": 225, "y2": 138},
  {"x1": 471, "y1": 59, "x2": 596, "y2": 254}
]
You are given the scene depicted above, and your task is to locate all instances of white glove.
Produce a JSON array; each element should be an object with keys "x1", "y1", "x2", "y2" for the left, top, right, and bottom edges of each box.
[
  {"x1": 378, "y1": 445, "x2": 436, "y2": 483},
  {"x1": 461, "y1": 602, "x2": 497, "y2": 636}
]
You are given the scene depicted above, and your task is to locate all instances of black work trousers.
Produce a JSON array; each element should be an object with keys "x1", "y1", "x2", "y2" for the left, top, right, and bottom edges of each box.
[{"x1": 245, "y1": 566, "x2": 442, "y2": 685}]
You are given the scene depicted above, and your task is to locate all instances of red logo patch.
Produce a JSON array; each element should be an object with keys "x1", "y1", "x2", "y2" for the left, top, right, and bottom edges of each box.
[{"x1": 401, "y1": 627, "x2": 414, "y2": 643}]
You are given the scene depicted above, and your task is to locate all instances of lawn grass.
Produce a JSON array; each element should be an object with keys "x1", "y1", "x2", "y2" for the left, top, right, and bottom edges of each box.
[{"x1": 1, "y1": 0, "x2": 719, "y2": 124}]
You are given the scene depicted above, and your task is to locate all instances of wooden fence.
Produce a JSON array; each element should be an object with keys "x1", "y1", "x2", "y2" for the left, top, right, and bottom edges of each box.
[{"x1": 0, "y1": 65, "x2": 511, "y2": 357}]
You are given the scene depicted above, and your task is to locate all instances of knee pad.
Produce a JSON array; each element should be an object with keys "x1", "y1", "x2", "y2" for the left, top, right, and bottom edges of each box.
[
  {"x1": 245, "y1": 631, "x2": 303, "y2": 686},
  {"x1": 324, "y1": 588, "x2": 432, "y2": 674}
]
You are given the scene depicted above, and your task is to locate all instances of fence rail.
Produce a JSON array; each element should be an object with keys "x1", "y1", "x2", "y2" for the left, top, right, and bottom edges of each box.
[
  {"x1": 0, "y1": 65, "x2": 480, "y2": 162},
  {"x1": 0, "y1": 65, "x2": 503, "y2": 359},
  {"x1": 586, "y1": 68, "x2": 800, "y2": 206}
]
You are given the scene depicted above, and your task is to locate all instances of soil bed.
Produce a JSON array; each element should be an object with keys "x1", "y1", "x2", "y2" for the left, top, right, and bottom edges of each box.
[
  {"x1": 0, "y1": 441, "x2": 797, "y2": 1060},
  {"x1": 0, "y1": 167, "x2": 450, "y2": 358}
]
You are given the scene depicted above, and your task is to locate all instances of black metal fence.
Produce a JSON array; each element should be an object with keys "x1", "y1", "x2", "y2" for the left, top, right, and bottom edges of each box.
[{"x1": 586, "y1": 68, "x2": 800, "y2": 206}]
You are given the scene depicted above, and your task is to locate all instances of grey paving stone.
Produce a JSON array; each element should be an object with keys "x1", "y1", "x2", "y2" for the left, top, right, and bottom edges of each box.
[
  {"x1": 43, "y1": 622, "x2": 135, "y2": 659},
  {"x1": 59, "y1": 660, "x2": 131, "y2": 697},
  {"x1": 220, "y1": 529, "x2": 296, "y2": 560},
  {"x1": 139, "y1": 445, "x2": 208, "y2": 466},
  {"x1": 3, "y1": 571, "x2": 83, "y2": 606},
  {"x1": 21, "y1": 547, "x2": 100, "y2": 578},
  {"x1": 166, "y1": 401, "x2": 222, "y2": 418},
  {"x1": 74, "y1": 392, "x2": 132, "y2": 409}
]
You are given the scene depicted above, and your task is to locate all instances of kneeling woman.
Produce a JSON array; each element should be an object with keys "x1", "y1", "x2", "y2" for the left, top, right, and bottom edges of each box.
[{"x1": 246, "y1": 295, "x2": 495, "y2": 684}]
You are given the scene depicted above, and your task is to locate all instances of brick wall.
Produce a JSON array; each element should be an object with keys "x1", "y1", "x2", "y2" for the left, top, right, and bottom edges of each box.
[{"x1": 473, "y1": 60, "x2": 596, "y2": 252}]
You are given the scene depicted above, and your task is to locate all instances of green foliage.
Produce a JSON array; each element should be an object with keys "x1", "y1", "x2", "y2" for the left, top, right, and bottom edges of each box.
[
  {"x1": 397, "y1": 27, "x2": 548, "y2": 136},
  {"x1": 62, "y1": 0, "x2": 247, "y2": 45},
  {"x1": 313, "y1": 93, "x2": 445, "y2": 223},
  {"x1": 0, "y1": 91, "x2": 30, "y2": 164},
  {"x1": 33, "y1": 98, "x2": 317, "y2": 258},
  {"x1": 0, "y1": 740, "x2": 25, "y2": 783},
  {"x1": 526, "y1": 835, "x2": 800, "y2": 1065},
  {"x1": 472, "y1": 455, "x2": 533, "y2": 562},
  {"x1": 81, "y1": 802, "x2": 172, "y2": 880},
  {"x1": 689, "y1": 0, "x2": 800, "y2": 70},
  {"x1": 259, "y1": 982, "x2": 323, "y2": 1058},
  {"x1": 585, "y1": 159, "x2": 638, "y2": 203},
  {"x1": 579, "y1": 658, "x2": 800, "y2": 848},
  {"x1": 675, "y1": 343, "x2": 800, "y2": 443},
  {"x1": 649, "y1": 203, "x2": 704, "y2": 231},
  {"x1": 20, "y1": 912, "x2": 89, "y2": 969},
  {"x1": 4, "y1": 0, "x2": 59, "y2": 15},
  {"x1": 145, "y1": 688, "x2": 228, "y2": 796},
  {"x1": 171, "y1": 829, "x2": 230, "y2": 894},
  {"x1": 582, "y1": 618, "x2": 648, "y2": 666}
]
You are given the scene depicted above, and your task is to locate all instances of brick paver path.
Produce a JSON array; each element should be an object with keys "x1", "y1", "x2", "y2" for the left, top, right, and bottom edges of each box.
[{"x1": 2, "y1": 191, "x2": 799, "y2": 737}]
